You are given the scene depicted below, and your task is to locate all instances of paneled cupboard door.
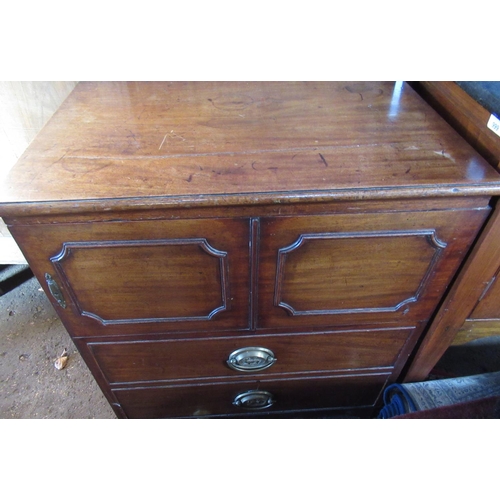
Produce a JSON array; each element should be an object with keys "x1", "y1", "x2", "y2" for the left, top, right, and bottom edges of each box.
[
  {"x1": 10, "y1": 218, "x2": 251, "y2": 337},
  {"x1": 258, "y1": 208, "x2": 490, "y2": 331}
]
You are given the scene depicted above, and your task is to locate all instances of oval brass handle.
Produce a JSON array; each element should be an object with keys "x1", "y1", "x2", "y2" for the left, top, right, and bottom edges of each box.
[
  {"x1": 227, "y1": 347, "x2": 277, "y2": 372},
  {"x1": 233, "y1": 390, "x2": 275, "y2": 410}
]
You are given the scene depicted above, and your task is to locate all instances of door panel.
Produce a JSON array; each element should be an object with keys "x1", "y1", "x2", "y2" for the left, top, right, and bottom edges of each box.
[
  {"x1": 275, "y1": 230, "x2": 443, "y2": 315},
  {"x1": 258, "y1": 208, "x2": 490, "y2": 330},
  {"x1": 10, "y1": 218, "x2": 250, "y2": 336},
  {"x1": 51, "y1": 238, "x2": 229, "y2": 325}
]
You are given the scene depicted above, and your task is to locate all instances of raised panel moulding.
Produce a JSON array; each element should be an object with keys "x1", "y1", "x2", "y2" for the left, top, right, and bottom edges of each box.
[
  {"x1": 274, "y1": 230, "x2": 446, "y2": 316},
  {"x1": 50, "y1": 238, "x2": 229, "y2": 325}
]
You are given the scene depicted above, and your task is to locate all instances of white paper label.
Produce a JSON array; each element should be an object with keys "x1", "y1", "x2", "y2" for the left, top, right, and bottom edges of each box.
[{"x1": 487, "y1": 114, "x2": 500, "y2": 137}]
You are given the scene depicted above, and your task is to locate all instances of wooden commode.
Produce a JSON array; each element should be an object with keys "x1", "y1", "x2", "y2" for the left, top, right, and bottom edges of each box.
[{"x1": 2, "y1": 82, "x2": 500, "y2": 418}]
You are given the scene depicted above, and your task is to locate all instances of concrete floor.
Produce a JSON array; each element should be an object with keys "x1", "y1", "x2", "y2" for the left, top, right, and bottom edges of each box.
[
  {"x1": 2, "y1": 266, "x2": 500, "y2": 419},
  {"x1": 0, "y1": 271, "x2": 115, "y2": 418}
]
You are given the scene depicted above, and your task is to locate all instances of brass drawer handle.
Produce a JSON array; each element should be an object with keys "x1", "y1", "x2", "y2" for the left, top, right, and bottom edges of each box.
[
  {"x1": 233, "y1": 390, "x2": 275, "y2": 410},
  {"x1": 45, "y1": 273, "x2": 66, "y2": 308},
  {"x1": 227, "y1": 347, "x2": 277, "y2": 372}
]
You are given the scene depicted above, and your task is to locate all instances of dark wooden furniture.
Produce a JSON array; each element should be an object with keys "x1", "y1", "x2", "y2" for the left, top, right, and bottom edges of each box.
[
  {"x1": 403, "y1": 81, "x2": 500, "y2": 380},
  {"x1": 2, "y1": 82, "x2": 500, "y2": 418},
  {"x1": 409, "y1": 81, "x2": 500, "y2": 170}
]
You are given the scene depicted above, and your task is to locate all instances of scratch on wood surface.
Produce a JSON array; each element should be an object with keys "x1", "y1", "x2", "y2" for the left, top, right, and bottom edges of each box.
[
  {"x1": 158, "y1": 134, "x2": 168, "y2": 150},
  {"x1": 170, "y1": 130, "x2": 186, "y2": 141},
  {"x1": 318, "y1": 153, "x2": 328, "y2": 167},
  {"x1": 434, "y1": 150, "x2": 455, "y2": 162},
  {"x1": 50, "y1": 153, "x2": 67, "y2": 167}
]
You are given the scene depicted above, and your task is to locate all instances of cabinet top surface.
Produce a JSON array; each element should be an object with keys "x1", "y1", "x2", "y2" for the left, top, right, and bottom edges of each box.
[{"x1": 2, "y1": 81, "x2": 500, "y2": 215}]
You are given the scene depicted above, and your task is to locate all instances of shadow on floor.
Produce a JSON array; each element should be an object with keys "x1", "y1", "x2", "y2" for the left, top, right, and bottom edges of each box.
[
  {"x1": 0, "y1": 265, "x2": 33, "y2": 297},
  {"x1": 430, "y1": 336, "x2": 500, "y2": 379}
]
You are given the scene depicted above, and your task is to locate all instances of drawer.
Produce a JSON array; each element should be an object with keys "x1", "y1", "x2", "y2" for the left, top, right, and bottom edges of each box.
[
  {"x1": 10, "y1": 217, "x2": 250, "y2": 337},
  {"x1": 113, "y1": 373, "x2": 390, "y2": 418},
  {"x1": 84, "y1": 327, "x2": 415, "y2": 384},
  {"x1": 259, "y1": 208, "x2": 489, "y2": 330}
]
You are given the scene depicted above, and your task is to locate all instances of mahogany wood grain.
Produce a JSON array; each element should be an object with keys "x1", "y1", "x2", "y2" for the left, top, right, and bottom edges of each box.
[
  {"x1": 469, "y1": 266, "x2": 500, "y2": 319},
  {"x1": 1, "y1": 82, "x2": 500, "y2": 218},
  {"x1": 85, "y1": 327, "x2": 415, "y2": 384},
  {"x1": 112, "y1": 372, "x2": 390, "y2": 418},
  {"x1": 9, "y1": 217, "x2": 251, "y2": 336},
  {"x1": 452, "y1": 319, "x2": 500, "y2": 345},
  {"x1": 3, "y1": 82, "x2": 500, "y2": 417},
  {"x1": 404, "y1": 207, "x2": 500, "y2": 381},
  {"x1": 258, "y1": 207, "x2": 490, "y2": 331},
  {"x1": 2, "y1": 196, "x2": 491, "y2": 226}
]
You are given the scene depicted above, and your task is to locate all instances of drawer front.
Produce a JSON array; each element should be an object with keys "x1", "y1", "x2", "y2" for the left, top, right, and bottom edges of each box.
[
  {"x1": 113, "y1": 373, "x2": 390, "y2": 418},
  {"x1": 85, "y1": 327, "x2": 415, "y2": 384},
  {"x1": 10, "y1": 218, "x2": 250, "y2": 337},
  {"x1": 258, "y1": 208, "x2": 489, "y2": 330}
]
